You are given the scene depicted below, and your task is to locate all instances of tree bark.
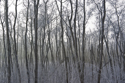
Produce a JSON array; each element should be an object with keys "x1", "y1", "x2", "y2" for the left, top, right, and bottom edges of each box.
[
  {"x1": 80, "y1": 0, "x2": 86, "y2": 83},
  {"x1": 5, "y1": 0, "x2": 12, "y2": 83},
  {"x1": 34, "y1": 0, "x2": 39, "y2": 83},
  {"x1": 97, "y1": 0, "x2": 106, "y2": 83},
  {"x1": 60, "y1": 0, "x2": 68, "y2": 83},
  {"x1": 25, "y1": 0, "x2": 30, "y2": 83},
  {"x1": 13, "y1": 1, "x2": 21, "y2": 83}
]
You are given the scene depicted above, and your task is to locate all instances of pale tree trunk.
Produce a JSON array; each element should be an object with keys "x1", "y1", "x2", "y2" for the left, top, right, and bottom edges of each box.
[
  {"x1": 74, "y1": 0, "x2": 78, "y2": 60},
  {"x1": 48, "y1": 26, "x2": 55, "y2": 64},
  {"x1": 30, "y1": 16, "x2": 33, "y2": 65},
  {"x1": 68, "y1": 0, "x2": 75, "y2": 63},
  {"x1": 114, "y1": 4, "x2": 125, "y2": 73},
  {"x1": 104, "y1": 31, "x2": 114, "y2": 78},
  {"x1": 123, "y1": 42, "x2": 125, "y2": 72},
  {"x1": 55, "y1": 16, "x2": 58, "y2": 62},
  {"x1": 55, "y1": 0, "x2": 68, "y2": 82},
  {"x1": 41, "y1": 0, "x2": 48, "y2": 67}
]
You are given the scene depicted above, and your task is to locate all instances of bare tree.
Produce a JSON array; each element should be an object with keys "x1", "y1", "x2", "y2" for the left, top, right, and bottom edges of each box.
[
  {"x1": 97, "y1": 0, "x2": 106, "y2": 83},
  {"x1": 0, "y1": 15, "x2": 7, "y2": 81},
  {"x1": 24, "y1": 0, "x2": 30, "y2": 83},
  {"x1": 13, "y1": 0, "x2": 21, "y2": 83},
  {"x1": 34, "y1": 0, "x2": 39, "y2": 83},
  {"x1": 5, "y1": 0, "x2": 12, "y2": 83},
  {"x1": 80, "y1": 0, "x2": 86, "y2": 83}
]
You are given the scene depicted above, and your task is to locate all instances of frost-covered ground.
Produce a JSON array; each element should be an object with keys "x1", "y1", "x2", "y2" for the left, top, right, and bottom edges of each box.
[{"x1": 0, "y1": 61, "x2": 125, "y2": 83}]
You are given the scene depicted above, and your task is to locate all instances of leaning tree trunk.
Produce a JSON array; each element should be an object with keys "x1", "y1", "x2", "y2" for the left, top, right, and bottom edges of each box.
[
  {"x1": 97, "y1": 0, "x2": 106, "y2": 83},
  {"x1": 13, "y1": 0, "x2": 21, "y2": 83},
  {"x1": 60, "y1": 0, "x2": 68, "y2": 83}
]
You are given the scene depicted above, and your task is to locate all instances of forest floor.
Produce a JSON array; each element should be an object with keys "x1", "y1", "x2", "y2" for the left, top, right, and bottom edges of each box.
[{"x1": 0, "y1": 62, "x2": 125, "y2": 83}]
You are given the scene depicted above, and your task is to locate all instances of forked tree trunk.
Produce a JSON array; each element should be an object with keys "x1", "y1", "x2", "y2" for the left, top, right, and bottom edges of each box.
[{"x1": 97, "y1": 0, "x2": 106, "y2": 83}]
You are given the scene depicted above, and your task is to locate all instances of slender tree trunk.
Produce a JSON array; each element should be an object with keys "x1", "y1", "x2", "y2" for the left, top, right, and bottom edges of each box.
[
  {"x1": 30, "y1": 17, "x2": 33, "y2": 64},
  {"x1": 34, "y1": 0, "x2": 39, "y2": 83},
  {"x1": 104, "y1": 36, "x2": 114, "y2": 78},
  {"x1": 41, "y1": 0, "x2": 48, "y2": 67},
  {"x1": 60, "y1": 0, "x2": 68, "y2": 82},
  {"x1": 97, "y1": 0, "x2": 106, "y2": 83},
  {"x1": 25, "y1": 0, "x2": 30, "y2": 83},
  {"x1": 74, "y1": 0, "x2": 78, "y2": 60},
  {"x1": 80, "y1": 0, "x2": 86, "y2": 83},
  {"x1": 0, "y1": 16, "x2": 7, "y2": 80},
  {"x1": 123, "y1": 42, "x2": 125, "y2": 72},
  {"x1": 13, "y1": 1, "x2": 21, "y2": 83},
  {"x1": 5, "y1": 0, "x2": 12, "y2": 83}
]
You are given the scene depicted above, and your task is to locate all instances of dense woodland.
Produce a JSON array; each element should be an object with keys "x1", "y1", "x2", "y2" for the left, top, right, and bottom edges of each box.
[{"x1": 0, "y1": 0, "x2": 125, "y2": 83}]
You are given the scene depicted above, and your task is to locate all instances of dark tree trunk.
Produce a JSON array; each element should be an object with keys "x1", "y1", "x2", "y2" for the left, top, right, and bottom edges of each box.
[
  {"x1": 97, "y1": 0, "x2": 106, "y2": 83},
  {"x1": 34, "y1": 0, "x2": 39, "y2": 83},
  {"x1": 1, "y1": 16, "x2": 7, "y2": 80},
  {"x1": 5, "y1": 0, "x2": 12, "y2": 83},
  {"x1": 25, "y1": 0, "x2": 30, "y2": 83},
  {"x1": 13, "y1": 1, "x2": 21, "y2": 83},
  {"x1": 80, "y1": 0, "x2": 86, "y2": 83},
  {"x1": 60, "y1": 0, "x2": 68, "y2": 83}
]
